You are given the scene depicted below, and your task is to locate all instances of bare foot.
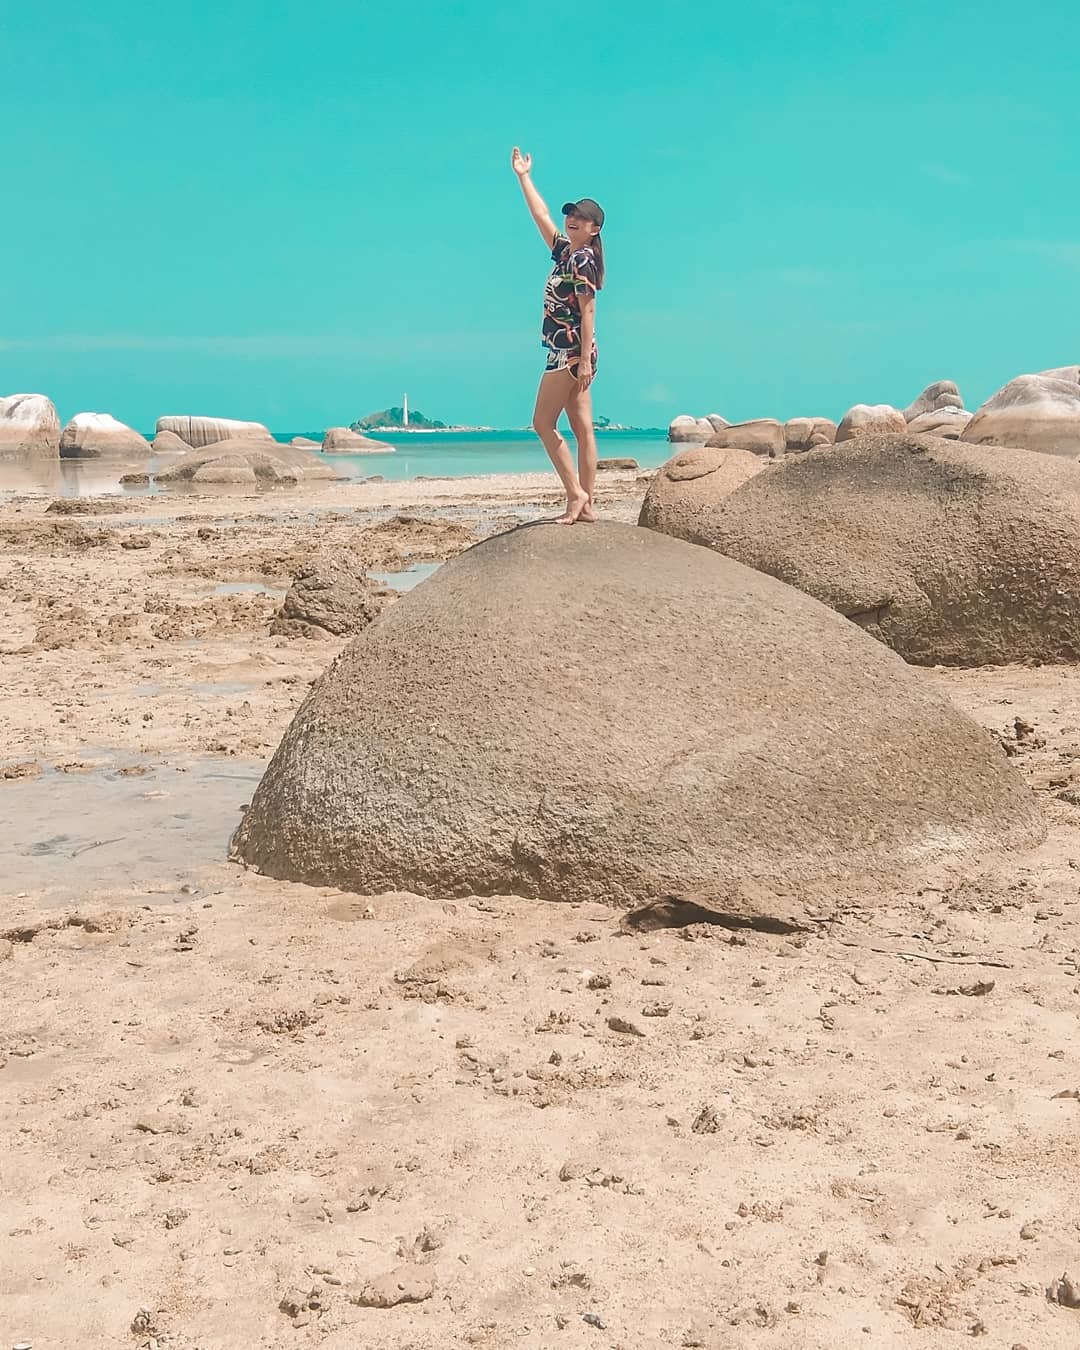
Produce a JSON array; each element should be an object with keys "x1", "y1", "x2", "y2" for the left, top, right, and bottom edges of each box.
[
  {"x1": 555, "y1": 491, "x2": 589, "y2": 525},
  {"x1": 577, "y1": 501, "x2": 597, "y2": 523}
]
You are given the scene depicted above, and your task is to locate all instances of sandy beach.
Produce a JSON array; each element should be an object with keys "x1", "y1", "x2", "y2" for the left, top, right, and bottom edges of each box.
[{"x1": 3, "y1": 470, "x2": 1080, "y2": 1349}]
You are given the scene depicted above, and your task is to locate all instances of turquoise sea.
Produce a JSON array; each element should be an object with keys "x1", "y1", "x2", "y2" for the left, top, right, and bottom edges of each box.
[
  {"x1": 0, "y1": 428, "x2": 672, "y2": 498},
  {"x1": 272, "y1": 428, "x2": 671, "y2": 482}
]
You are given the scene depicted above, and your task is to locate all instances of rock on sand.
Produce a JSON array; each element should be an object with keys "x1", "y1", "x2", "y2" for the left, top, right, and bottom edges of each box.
[
  {"x1": 784, "y1": 417, "x2": 837, "y2": 452},
  {"x1": 638, "y1": 444, "x2": 766, "y2": 541},
  {"x1": 230, "y1": 522, "x2": 1041, "y2": 904},
  {"x1": 903, "y1": 380, "x2": 964, "y2": 421},
  {"x1": 961, "y1": 366, "x2": 1080, "y2": 456},
  {"x1": 322, "y1": 427, "x2": 395, "y2": 453},
  {"x1": 836, "y1": 403, "x2": 907, "y2": 442},
  {"x1": 151, "y1": 429, "x2": 192, "y2": 454},
  {"x1": 705, "y1": 418, "x2": 786, "y2": 456},
  {"x1": 59, "y1": 413, "x2": 151, "y2": 460},
  {"x1": 154, "y1": 439, "x2": 337, "y2": 486},
  {"x1": 0, "y1": 393, "x2": 60, "y2": 459},
  {"x1": 664, "y1": 430, "x2": 1080, "y2": 666},
  {"x1": 668, "y1": 414, "x2": 715, "y2": 442},
  {"x1": 156, "y1": 415, "x2": 273, "y2": 449},
  {"x1": 906, "y1": 407, "x2": 972, "y2": 438},
  {"x1": 270, "y1": 554, "x2": 390, "y2": 638}
]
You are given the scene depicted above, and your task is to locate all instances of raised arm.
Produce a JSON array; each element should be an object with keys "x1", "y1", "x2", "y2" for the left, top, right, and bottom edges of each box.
[{"x1": 511, "y1": 147, "x2": 557, "y2": 249}]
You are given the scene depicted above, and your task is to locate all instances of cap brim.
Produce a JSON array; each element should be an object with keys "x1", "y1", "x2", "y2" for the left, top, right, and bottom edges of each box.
[{"x1": 560, "y1": 202, "x2": 579, "y2": 216}]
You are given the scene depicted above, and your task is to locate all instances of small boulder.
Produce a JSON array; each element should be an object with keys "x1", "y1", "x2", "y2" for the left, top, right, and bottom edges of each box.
[
  {"x1": 679, "y1": 430, "x2": 1080, "y2": 666},
  {"x1": 906, "y1": 407, "x2": 972, "y2": 438},
  {"x1": 156, "y1": 415, "x2": 273, "y2": 449},
  {"x1": 785, "y1": 417, "x2": 838, "y2": 452},
  {"x1": 0, "y1": 393, "x2": 60, "y2": 459},
  {"x1": 323, "y1": 427, "x2": 395, "y2": 453},
  {"x1": 836, "y1": 403, "x2": 906, "y2": 442},
  {"x1": 903, "y1": 380, "x2": 964, "y2": 422},
  {"x1": 596, "y1": 457, "x2": 639, "y2": 471},
  {"x1": 120, "y1": 472, "x2": 151, "y2": 487},
  {"x1": 706, "y1": 418, "x2": 786, "y2": 457},
  {"x1": 151, "y1": 429, "x2": 192, "y2": 454},
  {"x1": 155, "y1": 439, "x2": 336, "y2": 487},
  {"x1": 271, "y1": 554, "x2": 391, "y2": 639},
  {"x1": 59, "y1": 413, "x2": 151, "y2": 460},
  {"x1": 638, "y1": 445, "x2": 766, "y2": 542},
  {"x1": 668, "y1": 414, "x2": 714, "y2": 443},
  {"x1": 961, "y1": 366, "x2": 1080, "y2": 456}
]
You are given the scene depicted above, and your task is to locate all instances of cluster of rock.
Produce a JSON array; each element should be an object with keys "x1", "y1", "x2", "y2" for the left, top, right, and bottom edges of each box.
[
  {"x1": 270, "y1": 554, "x2": 391, "y2": 639},
  {"x1": 0, "y1": 397, "x2": 399, "y2": 483},
  {"x1": 669, "y1": 379, "x2": 975, "y2": 455}
]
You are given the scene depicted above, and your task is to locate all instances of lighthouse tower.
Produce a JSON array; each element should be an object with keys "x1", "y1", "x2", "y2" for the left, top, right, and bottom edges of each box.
[{"x1": 402, "y1": 392, "x2": 409, "y2": 428}]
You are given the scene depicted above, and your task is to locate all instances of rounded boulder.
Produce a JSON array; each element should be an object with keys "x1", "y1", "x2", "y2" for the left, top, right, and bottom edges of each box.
[
  {"x1": 0, "y1": 393, "x2": 60, "y2": 459},
  {"x1": 60, "y1": 413, "x2": 151, "y2": 460},
  {"x1": 836, "y1": 403, "x2": 906, "y2": 442},
  {"x1": 638, "y1": 444, "x2": 766, "y2": 541},
  {"x1": 665, "y1": 430, "x2": 1080, "y2": 666},
  {"x1": 961, "y1": 366, "x2": 1080, "y2": 456},
  {"x1": 155, "y1": 439, "x2": 337, "y2": 486},
  {"x1": 230, "y1": 522, "x2": 1041, "y2": 903},
  {"x1": 705, "y1": 418, "x2": 786, "y2": 456}
]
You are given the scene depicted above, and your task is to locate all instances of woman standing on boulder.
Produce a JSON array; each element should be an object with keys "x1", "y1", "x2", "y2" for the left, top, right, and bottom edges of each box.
[{"x1": 512, "y1": 146, "x2": 605, "y2": 524}]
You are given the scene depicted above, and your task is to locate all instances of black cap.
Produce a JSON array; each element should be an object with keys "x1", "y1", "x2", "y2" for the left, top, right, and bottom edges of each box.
[{"x1": 561, "y1": 197, "x2": 605, "y2": 229}]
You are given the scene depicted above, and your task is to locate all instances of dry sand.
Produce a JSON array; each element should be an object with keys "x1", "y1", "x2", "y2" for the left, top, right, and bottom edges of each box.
[{"x1": 2, "y1": 471, "x2": 1080, "y2": 1348}]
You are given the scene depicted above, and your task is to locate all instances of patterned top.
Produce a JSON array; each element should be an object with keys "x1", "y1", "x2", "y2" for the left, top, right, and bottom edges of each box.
[{"x1": 542, "y1": 232, "x2": 599, "y2": 353}]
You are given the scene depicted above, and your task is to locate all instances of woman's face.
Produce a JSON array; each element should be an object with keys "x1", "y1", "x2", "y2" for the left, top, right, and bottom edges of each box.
[{"x1": 564, "y1": 211, "x2": 599, "y2": 247}]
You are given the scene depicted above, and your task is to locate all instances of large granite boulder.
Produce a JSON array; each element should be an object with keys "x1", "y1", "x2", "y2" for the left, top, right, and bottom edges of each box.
[
  {"x1": 271, "y1": 554, "x2": 391, "y2": 639},
  {"x1": 156, "y1": 415, "x2": 273, "y2": 449},
  {"x1": 151, "y1": 429, "x2": 192, "y2": 454},
  {"x1": 59, "y1": 413, "x2": 151, "y2": 460},
  {"x1": 836, "y1": 403, "x2": 907, "y2": 442},
  {"x1": 667, "y1": 431, "x2": 1080, "y2": 666},
  {"x1": 668, "y1": 414, "x2": 714, "y2": 442},
  {"x1": 0, "y1": 394, "x2": 60, "y2": 459},
  {"x1": 322, "y1": 427, "x2": 395, "y2": 452},
  {"x1": 705, "y1": 418, "x2": 786, "y2": 457},
  {"x1": 154, "y1": 439, "x2": 337, "y2": 487},
  {"x1": 704, "y1": 413, "x2": 730, "y2": 433},
  {"x1": 229, "y1": 522, "x2": 1041, "y2": 904},
  {"x1": 637, "y1": 445, "x2": 766, "y2": 541},
  {"x1": 961, "y1": 366, "x2": 1080, "y2": 456},
  {"x1": 785, "y1": 417, "x2": 837, "y2": 452},
  {"x1": 906, "y1": 407, "x2": 972, "y2": 438},
  {"x1": 903, "y1": 380, "x2": 964, "y2": 421}
]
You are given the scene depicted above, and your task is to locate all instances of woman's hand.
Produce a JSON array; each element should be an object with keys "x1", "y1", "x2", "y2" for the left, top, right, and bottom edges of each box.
[
  {"x1": 577, "y1": 357, "x2": 594, "y2": 392},
  {"x1": 511, "y1": 147, "x2": 532, "y2": 177}
]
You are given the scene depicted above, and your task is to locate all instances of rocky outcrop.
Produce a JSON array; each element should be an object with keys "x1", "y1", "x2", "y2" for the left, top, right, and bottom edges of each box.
[
  {"x1": 151, "y1": 429, "x2": 192, "y2": 455},
  {"x1": 638, "y1": 445, "x2": 766, "y2": 541},
  {"x1": 155, "y1": 416, "x2": 273, "y2": 449},
  {"x1": 229, "y1": 522, "x2": 1041, "y2": 903},
  {"x1": 322, "y1": 427, "x2": 395, "y2": 453},
  {"x1": 596, "y1": 457, "x2": 639, "y2": 470},
  {"x1": 59, "y1": 413, "x2": 151, "y2": 460},
  {"x1": 669, "y1": 430, "x2": 1080, "y2": 666},
  {"x1": 290, "y1": 436, "x2": 320, "y2": 448},
  {"x1": 836, "y1": 403, "x2": 906, "y2": 442},
  {"x1": 903, "y1": 380, "x2": 964, "y2": 421},
  {"x1": 0, "y1": 394, "x2": 60, "y2": 459},
  {"x1": 784, "y1": 418, "x2": 837, "y2": 452},
  {"x1": 961, "y1": 366, "x2": 1080, "y2": 456},
  {"x1": 906, "y1": 407, "x2": 972, "y2": 438},
  {"x1": 706, "y1": 418, "x2": 786, "y2": 457},
  {"x1": 271, "y1": 554, "x2": 391, "y2": 639},
  {"x1": 668, "y1": 414, "x2": 715, "y2": 443},
  {"x1": 154, "y1": 439, "x2": 337, "y2": 487}
]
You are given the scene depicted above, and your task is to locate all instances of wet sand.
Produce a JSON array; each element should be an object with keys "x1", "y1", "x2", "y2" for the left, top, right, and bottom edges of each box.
[{"x1": 3, "y1": 470, "x2": 1080, "y2": 1347}]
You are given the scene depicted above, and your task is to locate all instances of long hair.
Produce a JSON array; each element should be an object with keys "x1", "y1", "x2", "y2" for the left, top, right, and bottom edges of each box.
[{"x1": 591, "y1": 233, "x2": 606, "y2": 290}]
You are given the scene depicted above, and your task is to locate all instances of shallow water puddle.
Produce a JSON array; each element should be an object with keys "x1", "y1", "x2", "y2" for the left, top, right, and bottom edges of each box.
[
  {"x1": 0, "y1": 757, "x2": 266, "y2": 904},
  {"x1": 369, "y1": 561, "x2": 441, "y2": 592}
]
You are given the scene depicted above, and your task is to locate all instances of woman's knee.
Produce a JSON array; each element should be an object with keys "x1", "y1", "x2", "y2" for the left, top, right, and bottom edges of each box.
[{"x1": 532, "y1": 412, "x2": 557, "y2": 437}]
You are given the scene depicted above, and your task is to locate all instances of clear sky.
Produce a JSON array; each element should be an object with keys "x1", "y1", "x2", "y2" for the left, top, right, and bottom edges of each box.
[{"x1": 4, "y1": 0, "x2": 1079, "y2": 432}]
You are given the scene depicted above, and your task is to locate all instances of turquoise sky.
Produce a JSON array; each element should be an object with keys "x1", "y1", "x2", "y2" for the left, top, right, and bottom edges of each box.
[{"x1": 4, "y1": 0, "x2": 1078, "y2": 431}]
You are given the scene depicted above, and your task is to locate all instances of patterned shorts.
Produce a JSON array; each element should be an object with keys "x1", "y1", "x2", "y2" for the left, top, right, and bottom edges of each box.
[{"x1": 544, "y1": 346, "x2": 598, "y2": 378}]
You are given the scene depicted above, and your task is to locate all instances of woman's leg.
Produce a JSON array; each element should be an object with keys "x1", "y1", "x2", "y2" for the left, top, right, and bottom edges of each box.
[
  {"x1": 532, "y1": 368, "x2": 590, "y2": 524},
  {"x1": 564, "y1": 379, "x2": 598, "y2": 523}
]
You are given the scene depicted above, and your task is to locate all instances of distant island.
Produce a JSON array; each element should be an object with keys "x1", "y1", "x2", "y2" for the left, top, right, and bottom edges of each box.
[{"x1": 351, "y1": 406, "x2": 447, "y2": 431}]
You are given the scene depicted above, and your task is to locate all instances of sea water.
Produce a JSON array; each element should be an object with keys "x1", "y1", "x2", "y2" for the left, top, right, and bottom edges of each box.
[{"x1": 0, "y1": 428, "x2": 672, "y2": 497}]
